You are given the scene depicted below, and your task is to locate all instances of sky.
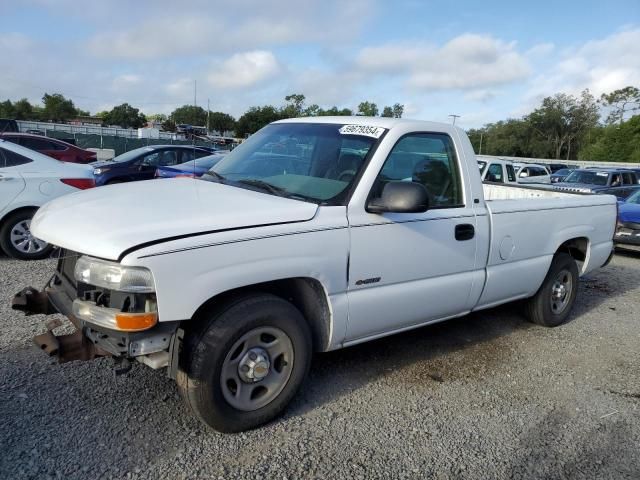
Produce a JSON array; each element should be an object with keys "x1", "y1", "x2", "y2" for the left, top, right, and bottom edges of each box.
[{"x1": 0, "y1": 0, "x2": 638, "y2": 128}]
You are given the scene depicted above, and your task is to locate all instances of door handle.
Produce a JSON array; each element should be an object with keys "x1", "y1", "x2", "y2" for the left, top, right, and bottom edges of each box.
[{"x1": 455, "y1": 224, "x2": 475, "y2": 241}]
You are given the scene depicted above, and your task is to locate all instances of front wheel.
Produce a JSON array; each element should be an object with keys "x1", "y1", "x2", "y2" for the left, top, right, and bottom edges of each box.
[
  {"x1": 177, "y1": 294, "x2": 312, "y2": 433},
  {"x1": 525, "y1": 252, "x2": 579, "y2": 327},
  {"x1": 0, "y1": 210, "x2": 53, "y2": 260}
]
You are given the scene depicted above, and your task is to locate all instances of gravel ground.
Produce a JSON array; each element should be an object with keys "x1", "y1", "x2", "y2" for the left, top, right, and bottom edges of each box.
[{"x1": 0, "y1": 252, "x2": 639, "y2": 479}]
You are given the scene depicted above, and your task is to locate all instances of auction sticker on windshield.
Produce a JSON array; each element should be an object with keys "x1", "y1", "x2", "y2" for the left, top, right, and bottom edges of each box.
[{"x1": 339, "y1": 125, "x2": 386, "y2": 138}]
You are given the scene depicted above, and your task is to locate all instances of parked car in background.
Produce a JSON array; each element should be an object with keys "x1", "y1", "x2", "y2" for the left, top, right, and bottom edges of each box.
[
  {"x1": 0, "y1": 139, "x2": 94, "y2": 259},
  {"x1": 541, "y1": 163, "x2": 573, "y2": 173},
  {"x1": 478, "y1": 158, "x2": 517, "y2": 184},
  {"x1": 0, "y1": 118, "x2": 19, "y2": 133},
  {"x1": 595, "y1": 185, "x2": 640, "y2": 201},
  {"x1": 25, "y1": 129, "x2": 44, "y2": 135},
  {"x1": 554, "y1": 168, "x2": 638, "y2": 193},
  {"x1": 550, "y1": 168, "x2": 574, "y2": 183},
  {"x1": 155, "y1": 153, "x2": 227, "y2": 179},
  {"x1": 92, "y1": 145, "x2": 213, "y2": 186},
  {"x1": 0, "y1": 133, "x2": 96, "y2": 164},
  {"x1": 515, "y1": 163, "x2": 551, "y2": 184},
  {"x1": 613, "y1": 188, "x2": 640, "y2": 251}
]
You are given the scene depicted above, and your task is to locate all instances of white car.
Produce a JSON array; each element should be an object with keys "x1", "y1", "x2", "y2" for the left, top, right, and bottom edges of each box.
[
  {"x1": 514, "y1": 163, "x2": 551, "y2": 184},
  {"x1": 0, "y1": 139, "x2": 95, "y2": 259},
  {"x1": 14, "y1": 117, "x2": 615, "y2": 432},
  {"x1": 478, "y1": 157, "x2": 518, "y2": 184}
]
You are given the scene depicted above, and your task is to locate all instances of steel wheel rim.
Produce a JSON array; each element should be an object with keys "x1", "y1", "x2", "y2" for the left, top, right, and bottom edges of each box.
[
  {"x1": 9, "y1": 219, "x2": 47, "y2": 254},
  {"x1": 220, "y1": 326, "x2": 294, "y2": 411},
  {"x1": 550, "y1": 269, "x2": 573, "y2": 314}
]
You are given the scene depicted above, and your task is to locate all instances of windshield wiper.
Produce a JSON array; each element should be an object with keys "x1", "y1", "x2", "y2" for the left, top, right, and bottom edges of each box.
[
  {"x1": 202, "y1": 170, "x2": 226, "y2": 182},
  {"x1": 236, "y1": 179, "x2": 288, "y2": 196}
]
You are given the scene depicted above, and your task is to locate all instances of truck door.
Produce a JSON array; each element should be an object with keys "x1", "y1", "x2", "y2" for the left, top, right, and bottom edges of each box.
[{"x1": 345, "y1": 132, "x2": 480, "y2": 342}]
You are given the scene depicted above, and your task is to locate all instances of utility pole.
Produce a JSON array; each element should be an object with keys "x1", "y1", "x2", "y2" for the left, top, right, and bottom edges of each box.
[
  {"x1": 448, "y1": 114, "x2": 460, "y2": 125},
  {"x1": 479, "y1": 132, "x2": 483, "y2": 154}
]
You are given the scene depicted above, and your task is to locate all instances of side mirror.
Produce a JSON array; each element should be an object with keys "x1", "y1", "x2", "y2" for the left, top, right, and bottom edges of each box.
[
  {"x1": 519, "y1": 171, "x2": 528, "y2": 178},
  {"x1": 367, "y1": 181, "x2": 429, "y2": 214}
]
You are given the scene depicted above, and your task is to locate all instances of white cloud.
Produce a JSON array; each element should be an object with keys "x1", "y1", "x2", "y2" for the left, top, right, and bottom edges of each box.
[
  {"x1": 520, "y1": 28, "x2": 640, "y2": 114},
  {"x1": 355, "y1": 34, "x2": 531, "y2": 91},
  {"x1": 207, "y1": 51, "x2": 282, "y2": 89},
  {"x1": 526, "y1": 42, "x2": 555, "y2": 57}
]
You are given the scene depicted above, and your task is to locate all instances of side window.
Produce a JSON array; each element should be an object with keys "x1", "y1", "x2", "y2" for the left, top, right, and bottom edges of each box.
[
  {"x1": 20, "y1": 137, "x2": 50, "y2": 150},
  {"x1": 0, "y1": 148, "x2": 33, "y2": 167},
  {"x1": 376, "y1": 133, "x2": 463, "y2": 208},
  {"x1": 610, "y1": 173, "x2": 622, "y2": 186},
  {"x1": 195, "y1": 150, "x2": 210, "y2": 159},
  {"x1": 486, "y1": 163, "x2": 503, "y2": 182},
  {"x1": 140, "y1": 151, "x2": 161, "y2": 167},
  {"x1": 158, "y1": 150, "x2": 178, "y2": 166},
  {"x1": 47, "y1": 141, "x2": 67, "y2": 151},
  {"x1": 622, "y1": 172, "x2": 634, "y2": 185},
  {"x1": 519, "y1": 167, "x2": 529, "y2": 178},
  {"x1": 180, "y1": 150, "x2": 195, "y2": 163},
  {"x1": 506, "y1": 164, "x2": 516, "y2": 182}
]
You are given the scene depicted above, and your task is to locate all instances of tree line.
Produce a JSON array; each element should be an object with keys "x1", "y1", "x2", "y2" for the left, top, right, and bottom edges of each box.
[
  {"x1": 0, "y1": 92, "x2": 403, "y2": 138},
  {"x1": 467, "y1": 86, "x2": 640, "y2": 162}
]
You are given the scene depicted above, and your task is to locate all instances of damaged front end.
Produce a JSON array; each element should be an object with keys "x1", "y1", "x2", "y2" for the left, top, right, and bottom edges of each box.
[{"x1": 12, "y1": 250, "x2": 180, "y2": 375}]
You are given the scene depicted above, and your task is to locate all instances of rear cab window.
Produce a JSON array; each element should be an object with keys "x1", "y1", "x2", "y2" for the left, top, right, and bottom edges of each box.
[{"x1": 506, "y1": 164, "x2": 516, "y2": 182}]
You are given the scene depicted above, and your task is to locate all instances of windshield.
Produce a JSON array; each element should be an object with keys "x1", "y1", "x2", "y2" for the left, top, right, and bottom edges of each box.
[
  {"x1": 564, "y1": 170, "x2": 609, "y2": 186},
  {"x1": 113, "y1": 147, "x2": 156, "y2": 163},
  {"x1": 554, "y1": 169, "x2": 570, "y2": 175},
  {"x1": 626, "y1": 190, "x2": 640, "y2": 204},
  {"x1": 207, "y1": 123, "x2": 382, "y2": 203},
  {"x1": 179, "y1": 154, "x2": 223, "y2": 169}
]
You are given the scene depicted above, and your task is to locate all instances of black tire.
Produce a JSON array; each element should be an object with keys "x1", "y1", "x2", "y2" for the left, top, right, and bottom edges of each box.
[
  {"x1": 177, "y1": 293, "x2": 312, "y2": 433},
  {"x1": 105, "y1": 179, "x2": 124, "y2": 185},
  {"x1": 0, "y1": 210, "x2": 53, "y2": 260},
  {"x1": 525, "y1": 252, "x2": 579, "y2": 327}
]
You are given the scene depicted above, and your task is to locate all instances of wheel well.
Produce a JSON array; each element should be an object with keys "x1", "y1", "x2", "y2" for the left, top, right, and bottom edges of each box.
[
  {"x1": 0, "y1": 206, "x2": 39, "y2": 230},
  {"x1": 557, "y1": 237, "x2": 589, "y2": 263},
  {"x1": 189, "y1": 278, "x2": 332, "y2": 352}
]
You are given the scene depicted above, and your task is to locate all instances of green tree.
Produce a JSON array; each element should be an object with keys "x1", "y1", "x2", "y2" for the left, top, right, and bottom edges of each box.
[
  {"x1": 161, "y1": 118, "x2": 177, "y2": 132},
  {"x1": 13, "y1": 98, "x2": 34, "y2": 120},
  {"x1": 170, "y1": 105, "x2": 208, "y2": 126},
  {"x1": 147, "y1": 113, "x2": 168, "y2": 123},
  {"x1": 209, "y1": 111, "x2": 236, "y2": 134},
  {"x1": 0, "y1": 100, "x2": 17, "y2": 119},
  {"x1": 392, "y1": 103, "x2": 404, "y2": 118},
  {"x1": 528, "y1": 90, "x2": 598, "y2": 159},
  {"x1": 41, "y1": 93, "x2": 77, "y2": 122},
  {"x1": 282, "y1": 93, "x2": 306, "y2": 118},
  {"x1": 235, "y1": 106, "x2": 283, "y2": 137},
  {"x1": 381, "y1": 106, "x2": 393, "y2": 117},
  {"x1": 579, "y1": 115, "x2": 640, "y2": 162},
  {"x1": 358, "y1": 101, "x2": 378, "y2": 117},
  {"x1": 599, "y1": 86, "x2": 640, "y2": 125},
  {"x1": 103, "y1": 103, "x2": 147, "y2": 129}
]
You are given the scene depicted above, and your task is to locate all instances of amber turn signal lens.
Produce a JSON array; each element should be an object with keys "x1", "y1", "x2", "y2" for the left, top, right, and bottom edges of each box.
[{"x1": 114, "y1": 312, "x2": 158, "y2": 332}]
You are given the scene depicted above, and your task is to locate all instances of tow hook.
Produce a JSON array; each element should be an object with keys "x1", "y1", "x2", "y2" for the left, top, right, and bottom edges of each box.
[{"x1": 114, "y1": 357, "x2": 133, "y2": 376}]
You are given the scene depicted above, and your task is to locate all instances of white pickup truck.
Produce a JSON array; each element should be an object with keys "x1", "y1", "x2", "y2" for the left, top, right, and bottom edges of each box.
[{"x1": 13, "y1": 117, "x2": 616, "y2": 432}]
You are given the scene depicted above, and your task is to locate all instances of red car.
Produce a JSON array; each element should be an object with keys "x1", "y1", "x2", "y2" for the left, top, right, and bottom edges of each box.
[{"x1": 0, "y1": 133, "x2": 97, "y2": 164}]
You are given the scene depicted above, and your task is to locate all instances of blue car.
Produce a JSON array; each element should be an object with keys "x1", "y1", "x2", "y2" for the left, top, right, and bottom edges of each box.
[
  {"x1": 154, "y1": 153, "x2": 226, "y2": 179},
  {"x1": 613, "y1": 188, "x2": 640, "y2": 251},
  {"x1": 92, "y1": 145, "x2": 213, "y2": 186}
]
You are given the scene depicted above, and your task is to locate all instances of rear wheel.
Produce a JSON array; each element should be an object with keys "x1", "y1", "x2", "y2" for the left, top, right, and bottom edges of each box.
[
  {"x1": 525, "y1": 252, "x2": 579, "y2": 327},
  {"x1": 0, "y1": 210, "x2": 52, "y2": 260},
  {"x1": 177, "y1": 294, "x2": 312, "y2": 433}
]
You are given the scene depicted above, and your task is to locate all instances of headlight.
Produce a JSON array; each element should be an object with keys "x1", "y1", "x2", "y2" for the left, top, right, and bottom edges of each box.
[
  {"x1": 74, "y1": 256, "x2": 155, "y2": 293},
  {"x1": 93, "y1": 167, "x2": 110, "y2": 175}
]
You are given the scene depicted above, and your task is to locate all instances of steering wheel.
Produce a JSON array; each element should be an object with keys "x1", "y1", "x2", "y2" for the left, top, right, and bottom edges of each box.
[{"x1": 337, "y1": 169, "x2": 357, "y2": 182}]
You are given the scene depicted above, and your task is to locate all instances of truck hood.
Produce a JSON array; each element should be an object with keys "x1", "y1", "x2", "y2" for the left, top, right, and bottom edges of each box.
[{"x1": 31, "y1": 179, "x2": 318, "y2": 260}]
